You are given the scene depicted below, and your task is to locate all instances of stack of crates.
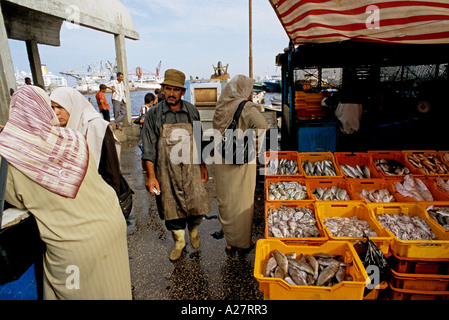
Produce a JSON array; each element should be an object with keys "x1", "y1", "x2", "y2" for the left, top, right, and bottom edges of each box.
[{"x1": 295, "y1": 91, "x2": 326, "y2": 118}]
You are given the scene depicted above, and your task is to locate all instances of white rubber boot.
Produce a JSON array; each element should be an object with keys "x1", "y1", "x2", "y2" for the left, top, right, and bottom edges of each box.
[{"x1": 169, "y1": 229, "x2": 186, "y2": 261}]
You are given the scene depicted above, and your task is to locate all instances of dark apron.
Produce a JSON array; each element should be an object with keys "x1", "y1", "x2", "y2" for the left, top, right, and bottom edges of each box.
[{"x1": 156, "y1": 122, "x2": 211, "y2": 221}]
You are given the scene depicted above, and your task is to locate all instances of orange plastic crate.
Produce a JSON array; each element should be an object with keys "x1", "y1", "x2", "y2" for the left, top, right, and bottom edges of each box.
[
  {"x1": 254, "y1": 239, "x2": 369, "y2": 300},
  {"x1": 369, "y1": 203, "x2": 449, "y2": 259},
  {"x1": 389, "y1": 268, "x2": 449, "y2": 291},
  {"x1": 367, "y1": 150, "x2": 423, "y2": 179},
  {"x1": 349, "y1": 179, "x2": 399, "y2": 203},
  {"x1": 315, "y1": 202, "x2": 392, "y2": 255},
  {"x1": 334, "y1": 152, "x2": 382, "y2": 180},
  {"x1": 388, "y1": 285, "x2": 449, "y2": 300},
  {"x1": 388, "y1": 250, "x2": 449, "y2": 275},
  {"x1": 418, "y1": 203, "x2": 449, "y2": 234},
  {"x1": 264, "y1": 151, "x2": 304, "y2": 178},
  {"x1": 389, "y1": 177, "x2": 449, "y2": 204},
  {"x1": 299, "y1": 152, "x2": 343, "y2": 178},
  {"x1": 402, "y1": 150, "x2": 449, "y2": 176},
  {"x1": 306, "y1": 179, "x2": 358, "y2": 201},
  {"x1": 438, "y1": 150, "x2": 449, "y2": 166},
  {"x1": 264, "y1": 202, "x2": 327, "y2": 244}
]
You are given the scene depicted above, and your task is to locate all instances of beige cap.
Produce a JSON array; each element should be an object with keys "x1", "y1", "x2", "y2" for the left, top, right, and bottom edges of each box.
[{"x1": 161, "y1": 69, "x2": 186, "y2": 89}]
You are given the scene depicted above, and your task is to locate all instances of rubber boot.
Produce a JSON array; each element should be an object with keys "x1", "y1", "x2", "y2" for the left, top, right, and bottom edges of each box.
[
  {"x1": 188, "y1": 225, "x2": 201, "y2": 249},
  {"x1": 169, "y1": 229, "x2": 186, "y2": 261}
]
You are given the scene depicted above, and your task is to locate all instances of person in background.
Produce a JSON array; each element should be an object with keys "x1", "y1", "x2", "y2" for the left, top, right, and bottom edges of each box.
[
  {"x1": 25, "y1": 77, "x2": 32, "y2": 85},
  {"x1": 105, "y1": 72, "x2": 127, "y2": 131},
  {"x1": 134, "y1": 92, "x2": 156, "y2": 172},
  {"x1": 155, "y1": 87, "x2": 165, "y2": 103},
  {"x1": 141, "y1": 69, "x2": 211, "y2": 261},
  {"x1": 213, "y1": 75, "x2": 268, "y2": 253},
  {"x1": 50, "y1": 87, "x2": 122, "y2": 198},
  {"x1": 96, "y1": 84, "x2": 111, "y2": 122},
  {"x1": 0, "y1": 85, "x2": 132, "y2": 299}
]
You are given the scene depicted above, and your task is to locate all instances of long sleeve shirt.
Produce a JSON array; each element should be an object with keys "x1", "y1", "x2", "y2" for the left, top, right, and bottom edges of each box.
[
  {"x1": 141, "y1": 99, "x2": 203, "y2": 164},
  {"x1": 104, "y1": 80, "x2": 126, "y2": 103}
]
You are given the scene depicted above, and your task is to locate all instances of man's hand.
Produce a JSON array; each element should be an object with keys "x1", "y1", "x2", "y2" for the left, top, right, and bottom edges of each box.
[
  {"x1": 144, "y1": 160, "x2": 160, "y2": 194},
  {"x1": 200, "y1": 163, "x2": 208, "y2": 183}
]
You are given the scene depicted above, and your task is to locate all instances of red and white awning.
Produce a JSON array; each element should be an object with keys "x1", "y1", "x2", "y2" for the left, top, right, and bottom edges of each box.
[{"x1": 269, "y1": 0, "x2": 449, "y2": 45}]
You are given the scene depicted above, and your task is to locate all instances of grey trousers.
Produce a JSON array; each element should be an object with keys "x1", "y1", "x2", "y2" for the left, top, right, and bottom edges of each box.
[{"x1": 112, "y1": 99, "x2": 127, "y2": 125}]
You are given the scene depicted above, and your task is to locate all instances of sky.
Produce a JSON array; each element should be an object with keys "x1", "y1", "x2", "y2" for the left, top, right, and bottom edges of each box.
[{"x1": 8, "y1": 0, "x2": 290, "y2": 83}]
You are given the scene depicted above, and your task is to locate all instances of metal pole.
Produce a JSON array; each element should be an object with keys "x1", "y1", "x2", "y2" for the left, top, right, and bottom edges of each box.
[{"x1": 249, "y1": 0, "x2": 253, "y2": 79}]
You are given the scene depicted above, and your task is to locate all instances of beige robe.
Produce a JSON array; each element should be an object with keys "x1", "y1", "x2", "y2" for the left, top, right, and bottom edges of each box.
[
  {"x1": 215, "y1": 105, "x2": 268, "y2": 249},
  {"x1": 4, "y1": 154, "x2": 132, "y2": 300}
]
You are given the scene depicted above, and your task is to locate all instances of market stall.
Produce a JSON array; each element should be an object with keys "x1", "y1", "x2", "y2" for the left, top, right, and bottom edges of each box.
[{"x1": 254, "y1": 1, "x2": 449, "y2": 300}]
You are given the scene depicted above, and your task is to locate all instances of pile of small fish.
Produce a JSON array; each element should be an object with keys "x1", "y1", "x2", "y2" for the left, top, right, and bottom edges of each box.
[
  {"x1": 312, "y1": 185, "x2": 351, "y2": 201},
  {"x1": 407, "y1": 153, "x2": 449, "y2": 175},
  {"x1": 302, "y1": 159, "x2": 337, "y2": 177},
  {"x1": 393, "y1": 175, "x2": 434, "y2": 201},
  {"x1": 443, "y1": 152, "x2": 449, "y2": 164},
  {"x1": 267, "y1": 181, "x2": 308, "y2": 201},
  {"x1": 427, "y1": 205, "x2": 449, "y2": 230},
  {"x1": 263, "y1": 249, "x2": 353, "y2": 287},
  {"x1": 267, "y1": 206, "x2": 320, "y2": 238},
  {"x1": 323, "y1": 216, "x2": 378, "y2": 238},
  {"x1": 266, "y1": 158, "x2": 300, "y2": 175},
  {"x1": 340, "y1": 164, "x2": 371, "y2": 179},
  {"x1": 435, "y1": 177, "x2": 449, "y2": 196},
  {"x1": 356, "y1": 188, "x2": 396, "y2": 203},
  {"x1": 373, "y1": 159, "x2": 411, "y2": 175},
  {"x1": 376, "y1": 213, "x2": 437, "y2": 241}
]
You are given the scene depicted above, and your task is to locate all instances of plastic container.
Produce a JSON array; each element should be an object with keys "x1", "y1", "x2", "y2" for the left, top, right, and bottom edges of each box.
[
  {"x1": 254, "y1": 239, "x2": 369, "y2": 300},
  {"x1": 369, "y1": 203, "x2": 449, "y2": 258},
  {"x1": 297, "y1": 122, "x2": 338, "y2": 153},
  {"x1": 306, "y1": 179, "x2": 358, "y2": 202},
  {"x1": 299, "y1": 152, "x2": 343, "y2": 178},
  {"x1": 367, "y1": 150, "x2": 423, "y2": 179},
  {"x1": 438, "y1": 150, "x2": 449, "y2": 167},
  {"x1": 389, "y1": 268, "x2": 449, "y2": 291},
  {"x1": 349, "y1": 179, "x2": 399, "y2": 203},
  {"x1": 334, "y1": 152, "x2": 383, "y2": 180},
  {"x1": 418, "y1": 203, "x2": 449, "y2": 233},
  {"x1": 388, "y1": 285, "x2": 449, "y2": 300},
  {"x1": 315, "y1": 202, "x2": 392, "y2": 254},
  {"x1": 389, "y1": 177, "x2": 449, "y2": 205},
  {"x1": 265, "y1": 177, "x2": 313, "y2": 202},
  {"x1": 388, "y1": 250, "x2": 449, "y2": 275},
  {"x1": 264, "y1": 202, "x2": 328, "y2": 244},
  {"x1": 264, "y1": 151, "x2": 304, "y2": 178},
  {"x1": 402, "y1": 150, "x2": 449, "y2": 176},
  {"x1": 0, "y1": 263, "x2": 39, "y2": 300}
]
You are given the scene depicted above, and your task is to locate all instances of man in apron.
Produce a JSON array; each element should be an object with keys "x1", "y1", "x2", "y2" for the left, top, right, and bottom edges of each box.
[{"x1": 141, "y1": 69, "x2": 211, "y2": 261}]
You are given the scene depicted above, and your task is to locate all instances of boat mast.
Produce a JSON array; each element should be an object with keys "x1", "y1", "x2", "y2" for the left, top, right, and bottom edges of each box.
[{"x1": 249, "y1": 0, "x2": 253, "y2": 79}]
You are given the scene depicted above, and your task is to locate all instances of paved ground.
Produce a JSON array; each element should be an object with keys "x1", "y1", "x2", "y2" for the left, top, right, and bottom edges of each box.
[{"x1": 118, "y1": 126, "x2": 266, "y2": 300}]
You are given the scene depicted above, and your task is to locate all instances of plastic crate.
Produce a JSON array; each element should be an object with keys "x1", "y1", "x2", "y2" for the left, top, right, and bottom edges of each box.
[
  {"x1": 264, "y1": 202, "x2": 328, "y2": 244},
  {"x1": 264, "y1": 151, "x2": 304, "y2": 178},
  {"x1": 418, "y1": 203, "x2": 449, "y2": 233},
  {"x1": 315, "y1": 202, "x2": 392, "y2": 254},
  {"x1": 265, "y1": 177, "x2": 313, "y2": 202},
  {"x1": 299, "y1": 152, "x2": 343, "y2": 178},
  {"x1": 388, "y1": 250, "x2": 449, "y2": 275},
  {"x1": 254, "y1": 239, "x2": 369, "y2": 300},
  {"x1": 369, "y1": 203, "x2": 449, "y2": 259},
  {"x1": 0, "y1": 263, "x2": 39, "y2": 300},
  {"x1": 348, "y1": 179, "x2": 399, "y2": 203},
  {"x1": 334, "y1": 152, "x2": 383, "y2": 180},
  {"x1": 296, "y1": 107, "x2": 327, "y2": 118},
  {"x1": 388, "y1": 284, "x2": 449, "y2": 300},
  {"x1": 389, "y1": 268, "x2": 449, "y2": 291},
  {"x1": 306, "y1": 179, "x2": 358, "y2": 202},
  {"x1": 367, "y1": 150, "x2": 423, "y2": 179},
  {"x1": 438, "y1": 150, "x2": 449, "y2": 167},
  {"x1": 402, "y1": 150, "x2": 449, "y2": 176},
  {"x1": 297, "y1": 123, "x2": 338, "y2": 153},
  {"x1": 389, "y1": 177, "x2": 449, "y2": 204}
]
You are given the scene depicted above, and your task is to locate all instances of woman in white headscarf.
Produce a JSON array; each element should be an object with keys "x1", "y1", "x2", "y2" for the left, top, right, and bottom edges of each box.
[
  {"x1": 0, "y1": 85, "x2": 131, "y2": 299},
  {"x1": 213, "y1": 75, "x2": 268, "y2": 252},
  {"x1": 50, "y1": 87, "x2": 121, "y2": 196}
]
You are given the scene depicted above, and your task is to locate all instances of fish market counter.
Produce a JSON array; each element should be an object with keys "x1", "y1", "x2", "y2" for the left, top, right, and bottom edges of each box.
[{"x1": 255, "y1": 150, "x2": 449, "y2": 300}]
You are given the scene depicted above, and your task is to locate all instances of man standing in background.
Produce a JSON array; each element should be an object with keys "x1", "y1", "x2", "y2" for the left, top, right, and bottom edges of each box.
[
  {"x1": 96, "y1": 84, "x2": 111, "y2": 122},
  {"x1": 105, "y1": 72, "x2": 127, "y2": 131}
]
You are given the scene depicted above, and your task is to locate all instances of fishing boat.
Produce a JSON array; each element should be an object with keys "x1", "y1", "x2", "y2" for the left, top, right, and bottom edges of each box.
[
  {"x1": 128, "y1": 63, "x2": 163, "y2": 91},
  {"x1": 262, "y1": 76, "x2": 281, "y2": 92},
  {"x1": 15, "y1": 65, "x2": 67, "y2": 90}
]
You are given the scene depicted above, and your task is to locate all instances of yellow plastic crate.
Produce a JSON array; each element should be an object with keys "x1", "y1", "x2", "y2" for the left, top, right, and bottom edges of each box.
[
  {"x1": 299, "y1": 152, "x2": 343, "y2": 178},
  {"x1": 315, "y1": 202, "x2": 392, "y2": 255},
  {"x1": 254, "y1": 239, "x2": 369, "y2": 300},
  {"x1": 369, "y1": 203, "x2": 449, "y2": 259}
]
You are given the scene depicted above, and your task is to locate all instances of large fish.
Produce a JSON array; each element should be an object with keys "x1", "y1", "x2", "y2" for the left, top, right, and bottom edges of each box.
[{"x1": 315, "y1": 262, "x2": 340, "y2": 286}]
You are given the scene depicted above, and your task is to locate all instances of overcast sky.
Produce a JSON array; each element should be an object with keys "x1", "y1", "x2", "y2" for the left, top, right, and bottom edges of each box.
[{"x1": 8, "y1": 0, "x2": 289, "y2": 81}]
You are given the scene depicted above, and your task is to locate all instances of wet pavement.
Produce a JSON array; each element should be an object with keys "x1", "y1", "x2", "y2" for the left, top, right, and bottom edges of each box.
[{"x1": 118, "y1": 126, "x2": 266, "y2": 300}]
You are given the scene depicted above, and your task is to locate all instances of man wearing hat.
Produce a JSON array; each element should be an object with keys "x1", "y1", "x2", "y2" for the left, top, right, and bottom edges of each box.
[{"x1": 141, "y1": 69, "x2": 211, "y2": 261}]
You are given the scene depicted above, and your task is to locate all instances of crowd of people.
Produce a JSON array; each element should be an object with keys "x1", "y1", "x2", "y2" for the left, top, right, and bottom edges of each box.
[{"x1": 0, "y1": 69, "x2": 268, "y2": 299}]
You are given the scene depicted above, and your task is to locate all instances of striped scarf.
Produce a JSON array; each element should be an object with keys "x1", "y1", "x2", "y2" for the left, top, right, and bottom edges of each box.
[{"x1": 0, "y1": 86, "x2": 89, "y2": 198}]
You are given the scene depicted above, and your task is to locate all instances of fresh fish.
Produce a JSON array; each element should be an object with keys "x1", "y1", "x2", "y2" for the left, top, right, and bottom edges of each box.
[
  {"x1": 288, "y1": 258, "x2": 315, "y2": 276},
  {"x1": 304, "y1": 254, "x2": 319, "y2": 279},
  {"x1": 335, "y1": 266, "x2": 347, "y2": 283},
  {"x1": 340, "y1": 164, "x2": 372, "y2": 179},
  {"x1": 427, "y1": 206, "x2": 449, "y2": 230},
  {"x1": 267, "y1": 206, "x2": 320, "y2": 238},
  {"x1": 267, "y1": 181, "x2": 308, "y2": 201},
  {"x1": 302, "y1": 159, "x2": 337, "y2": 177},
  {"x1": 267, "y1": 158, "x2": 300, "y2": 175},
  {"x1": 435, "y1": 177, "x2": 449, "y2": 196},
  {"x1": 357, "y1": 188, "x2": 396, "y2": 203},
  {"x1": 288, "y1": 265, "x2": 308, "y2": 286},
  {"x1": 263, "y1": 256, "x2": 277, "y2": 277},
  {"x1": 313, "y1": 252, "x2": 340, "y2": 259},
  {"x1": 316, "y1": 262, "x2": 340, "y2": 286},
  {"x1": 393, "y1": 175, "x2": 434, "y2": 202},
  {"x1": 376, "y1": 213, "x2": 437, "y2": 241},
  {"x1": 373, "y1": 159, "x2": 411, "y2": 175},
  {"x1": 273, "y1": 249, "x2": 288, "y2": 274},
  {"x1": 323, "y1": 216, "x2": 378, "y2": 238},
  {"x1": 407, "y1": 154, "x2": 449, "y2": 175},
  {"x1": 312, "y1": 185, "x2": 351, "y2": 201}
]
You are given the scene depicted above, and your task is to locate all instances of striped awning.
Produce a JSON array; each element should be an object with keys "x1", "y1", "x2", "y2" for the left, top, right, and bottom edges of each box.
[{"x1": 269, "y1": 0, "x2": 449, "y2": 45}]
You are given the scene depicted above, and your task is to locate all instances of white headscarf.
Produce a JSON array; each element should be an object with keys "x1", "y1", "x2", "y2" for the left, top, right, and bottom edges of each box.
[
  {"x1": 0, "y1": 86, "x2": 89, "y2": 198},
  {"x1": 50, "y1": 87, "x2": 120, "y2": 168},
  {"x1": 213, "y1": 75, "x2": 255, "y2": 134}
]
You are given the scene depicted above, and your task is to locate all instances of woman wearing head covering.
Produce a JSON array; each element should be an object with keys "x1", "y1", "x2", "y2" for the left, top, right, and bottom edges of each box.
[
  {"x1": 213, "y1": 75, "x2": 268, "y2": 252},
  {"x1": 0, "y1": 86, "x2": 131, "y2": 299},
  {"x1": 50, "y1": 87, "x2": 121, "y2": 196}
]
